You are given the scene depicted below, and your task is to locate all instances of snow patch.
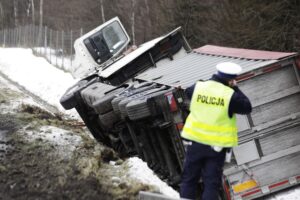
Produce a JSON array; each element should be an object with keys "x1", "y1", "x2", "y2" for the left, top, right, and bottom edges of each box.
[
  {"x1": 126, "y1": 157, "x2": 180, "y2": 198},
  {"x1": 33, "y1": 47, "x2": 73, "y2": 71},
  {"x1": 0, "y1": 75, "x2": 54, "y2": 114},
  {"x1": 25, "y1": 126, "x2": 82, "y2": 158},
  {"x1": 0, "y1": 48, "x2": 79, "y2": 119}
]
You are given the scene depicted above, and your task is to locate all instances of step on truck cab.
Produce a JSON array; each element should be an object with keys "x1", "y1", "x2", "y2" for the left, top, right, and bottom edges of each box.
[{"x1": 60, "y1": 17, "x2": 300, "y2": 199}]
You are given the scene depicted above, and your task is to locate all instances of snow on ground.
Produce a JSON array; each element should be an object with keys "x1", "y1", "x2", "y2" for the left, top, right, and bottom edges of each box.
[
  {"x1": 126, "y1": 157, "x2": 180, "y2": 198},
  {"x1": 0, "y1": 48, "x2": 78, "y2": 118},
  {"x1": 0, "y1": 47, "x2": 299, "y2": 199},
  {"x1": 0, "y1": 47, "x2": 180, "y2": 198},
  {"x1": 25, "y1": 126, "x2": 82, "y2": 159},
  {"x1": 33, "y1": 47, "x2": 73, "y2": 72},
  {"x1": 0, "y1": 75, "x2": 44, "y2": 113}
]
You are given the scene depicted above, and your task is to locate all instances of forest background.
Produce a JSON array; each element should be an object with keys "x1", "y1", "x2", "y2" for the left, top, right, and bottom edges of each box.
[{"x1": 0, "y1": 0, "x2": 300, "y2": 52}]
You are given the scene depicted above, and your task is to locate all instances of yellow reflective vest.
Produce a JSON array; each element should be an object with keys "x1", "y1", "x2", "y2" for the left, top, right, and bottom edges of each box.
[{"x1": 181, "y1": 80, "x2": 238, "y2": 147}]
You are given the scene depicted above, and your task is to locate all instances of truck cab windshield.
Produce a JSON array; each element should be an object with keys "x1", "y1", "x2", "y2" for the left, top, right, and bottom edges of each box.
[{"x1": 83, "y1": 21, "x2": 128, "y2": 65}]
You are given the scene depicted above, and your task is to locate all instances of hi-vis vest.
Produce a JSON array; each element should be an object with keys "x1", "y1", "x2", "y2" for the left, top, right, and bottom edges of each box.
[{"x1": 181, "y1": 80, "x2": 238, "y2": 147}]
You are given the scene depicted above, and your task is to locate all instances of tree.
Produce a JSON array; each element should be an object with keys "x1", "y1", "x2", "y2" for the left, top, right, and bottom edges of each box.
[
  {"x1": 38, "y1": 0, "x2": 43, "y2": 45},
  {"x1": 131, "y1": 0, "x2": 136, "y2": 45},
  {"x1": 0, "y1": 2, "x2": 4, "y2": 29},
  {"x1": 30, "y1": 0, "x2": 35, "y2": 24},
  {"x1": 205, "y1": 0, "x2": 300, "y2": 51},
  {"x1": 13, "y1": 0, "x2": 18, "y2": 27},
  {"x1": 100, "y1": 0, "x2": 105, "y2": 23}
]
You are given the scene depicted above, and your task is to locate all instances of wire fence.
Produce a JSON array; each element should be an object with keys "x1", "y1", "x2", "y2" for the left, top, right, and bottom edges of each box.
[{"x1": 0, "y1": 25, "x2": 84, "y2": 72}]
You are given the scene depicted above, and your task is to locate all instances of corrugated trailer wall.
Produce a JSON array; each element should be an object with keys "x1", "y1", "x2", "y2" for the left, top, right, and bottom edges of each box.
[
  {"x1": 239, "y1": 62, "x2": 300, "y2": 130},
  {"x1": 135, "y1": 45, "x2": 300, "y2": 199},
  {"x1": 224, "y1": 59, "x2": 300, "y2": 199}
]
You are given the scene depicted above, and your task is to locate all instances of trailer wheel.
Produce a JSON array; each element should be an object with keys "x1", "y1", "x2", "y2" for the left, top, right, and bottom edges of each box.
[
  {"x1": 98, "y1": 110, "x2": 120, "y2": 129},
  {"x1": 92, "y1": 87, "x2": 125, "y2": 114},
  {"x1": 60, "y1": 79, "x2": 89, "y2": 110}
]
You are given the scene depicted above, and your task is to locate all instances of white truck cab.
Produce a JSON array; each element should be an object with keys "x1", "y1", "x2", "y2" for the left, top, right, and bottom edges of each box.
[
  {"x1": 71, "y1": 17, "x2": 130, "y2": 78},
  {"x1": 70, "y1": 17, "x2": 189, "y2": 82}
]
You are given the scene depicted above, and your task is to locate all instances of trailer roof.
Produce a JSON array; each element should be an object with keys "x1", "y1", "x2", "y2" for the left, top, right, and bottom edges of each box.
[
  {"x1": 136, "y1": 45, "x2": 297, "y2": 88},
  {"x1": 195, "y1": 45, "x2": 297, "y2": 60}
]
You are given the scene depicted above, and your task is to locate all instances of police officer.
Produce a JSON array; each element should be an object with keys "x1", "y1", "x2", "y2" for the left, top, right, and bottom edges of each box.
[{"x1": 180, "y1": 62, "x2": 252, "y2": 200}]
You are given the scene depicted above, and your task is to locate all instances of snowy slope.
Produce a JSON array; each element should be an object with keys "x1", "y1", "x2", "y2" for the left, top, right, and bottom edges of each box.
[
  {"x1": 0, "y1": 48, "x2": 78, "y2": 118},
  {"x1": 0, "y1": 47, "x2": 299, "y2": 199},
  {"x1": 0, "y1": 47, "x2": 179, "y2": 198}
]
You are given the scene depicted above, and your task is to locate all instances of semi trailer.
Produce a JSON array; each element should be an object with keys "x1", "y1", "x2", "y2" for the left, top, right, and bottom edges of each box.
[{"x1": 60, "y1": 17, "x2": 300, "y2": 199}]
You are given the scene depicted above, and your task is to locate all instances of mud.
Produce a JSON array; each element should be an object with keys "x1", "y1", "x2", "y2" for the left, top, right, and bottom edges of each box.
[{"x1": 0, "y1": 77, "x2": 157, "y2": 200}]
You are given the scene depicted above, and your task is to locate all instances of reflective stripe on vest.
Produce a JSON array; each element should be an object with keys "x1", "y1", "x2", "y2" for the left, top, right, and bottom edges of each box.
[{"x1": 181, "y1": 80, "x2": 238, "y2": 147}]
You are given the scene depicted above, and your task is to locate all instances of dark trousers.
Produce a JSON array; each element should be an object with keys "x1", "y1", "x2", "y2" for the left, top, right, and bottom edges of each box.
[{"x1": 180, "y1": 142, "x2": 226, "y2": 200}]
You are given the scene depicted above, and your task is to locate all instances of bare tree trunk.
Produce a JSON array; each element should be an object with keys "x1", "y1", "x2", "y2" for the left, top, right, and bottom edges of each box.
[
  {"x1": 39, "y1": 0, "x2": 43, "y2": 28},
  {"x1": 0, "y1": 2, "x2": 3, "y2": 29},
  {"x1": 31, "y1": 0, "x2": 35, "y2": 25},
  {"x1": 14, "y1": 0, "x2": 19, "y2": 27},
  {"x1": 38, "y1": 0, "x2": 43, "y2": 46},
  {"x1": 100, "y1": 0, "x2": 105, "y2": 23},
  {"x1": 144, "y1": 0, "x2": 152, "y2": 39},
  {"x1": 131, "y1": 0, "x2": 136, "y2": 45}
]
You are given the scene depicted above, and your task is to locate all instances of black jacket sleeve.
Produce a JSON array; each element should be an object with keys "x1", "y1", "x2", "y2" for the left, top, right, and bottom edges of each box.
[
  {"x1": 228, "y1": 86, "x2": 252, "y2": 118},
  {"x1": 185, "y1": 84, "x2": 196, "y2": 100}
]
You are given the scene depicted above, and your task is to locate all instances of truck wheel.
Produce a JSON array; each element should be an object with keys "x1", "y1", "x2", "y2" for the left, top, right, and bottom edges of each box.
[
  {"x1": 118, "y1": 98, "x2": 132, "y2": 118},
  {"x1": 112, "y1": 95, "x2": 125, "y2": 115},
  {"x1": 127, "y1": 100, "x2": 151, "y2": 120},
  {"x1": 60, "y1": 76, "x2": 99, "y2": 110},
  {"x1": 98, "y1": 110, "x2": 120, "y2": 129},
  {"x1": 60, "y1": 79, "x2": 89, "y2": 110},
  {"x1": 112, "y1": 83, "x2": 157, "y2": 114},
  {"x1": 92, "y1": 87, "x2": 125, "y2": 114},
  {"x1": 126, "y1": 89, "x2": 171, "y2": 120}
]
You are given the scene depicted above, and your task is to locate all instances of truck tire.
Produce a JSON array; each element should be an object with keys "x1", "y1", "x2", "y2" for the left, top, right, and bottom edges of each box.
[
  {"x1": 60, "y1": 76, "x2": 99, "y2": 110},
  {"x1": 111, "y1": 83, "x2": 156, "y2": 115},
  {"x1": 118, "y1": 97, "x2": 134, "y2": 118},
  {"x1": 126, "y1": 88, "x2": 172, "y2": 120},
  {"x1": 126, "y1": 99, "x2": 151, "y2": 120},
  {"x1": 98, "y1": 110, "x2": 120, "y2": 129},
  {"x1": 118, "y1": 86, "x2": 168, "y2": 118},
  {"x1": 112, "y1": 95, "x2": 126, "y2": 115},
  {"x1": 92, "y1": 87, "x2": 126, "y2": 114},
  {"x1": 60, "y1": 80, "x2": 88, "y2": 110}
]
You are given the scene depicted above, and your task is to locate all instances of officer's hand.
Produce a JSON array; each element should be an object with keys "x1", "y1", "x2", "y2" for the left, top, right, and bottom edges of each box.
[{"x1": 175, "y1": 85, "x2": 182, "y2": 90}]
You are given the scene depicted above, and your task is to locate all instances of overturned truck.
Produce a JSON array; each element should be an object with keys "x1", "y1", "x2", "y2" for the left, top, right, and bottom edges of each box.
[{"x1": 60, "y1": 17, "x2": 300, "y2": 199}]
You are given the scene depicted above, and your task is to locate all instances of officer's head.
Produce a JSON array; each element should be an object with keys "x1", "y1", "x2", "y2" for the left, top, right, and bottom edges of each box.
[{"x1": 215, "y1": 62, "x2": 242, "y2": 85}]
